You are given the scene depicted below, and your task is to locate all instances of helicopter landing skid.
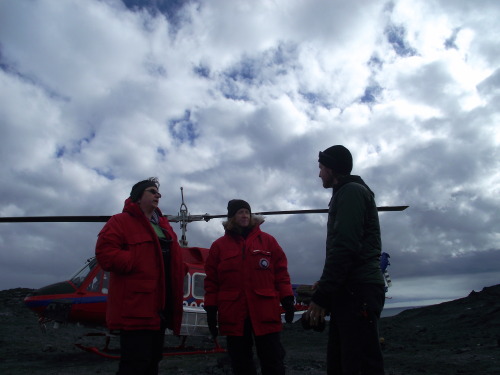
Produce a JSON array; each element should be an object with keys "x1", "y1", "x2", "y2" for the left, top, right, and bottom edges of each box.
[{"x1": 74, "y1": 332, "x2": 226, "y2": 359}]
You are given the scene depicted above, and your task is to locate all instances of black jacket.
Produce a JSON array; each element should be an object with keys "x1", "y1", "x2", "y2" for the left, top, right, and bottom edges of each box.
[{"x1": 312, "y1": 175, "x2": 385, "y2": 308}]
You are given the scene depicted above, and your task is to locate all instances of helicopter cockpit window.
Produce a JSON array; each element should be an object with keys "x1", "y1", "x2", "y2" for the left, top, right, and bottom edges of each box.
[
  {"x1": 183, "y1": 274, "x2": 190, "y2": 298},
  {"x1": 87, "y1": 270, "x2": 103, "y2": 292},
  {"x1": 86, "y1": 270, "x2": 109, "y2": 294},
  {"x1": 192, "y1": 272, "x2": 205, "y2": 299},
  {"x1": 70, "y1": 257, "x2": 97, "y2": 288}
]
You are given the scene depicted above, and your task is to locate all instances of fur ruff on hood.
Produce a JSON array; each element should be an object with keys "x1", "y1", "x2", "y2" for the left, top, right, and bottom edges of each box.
[{"x1": 222, "y1": 214, "x2": 265, "y2": 232}]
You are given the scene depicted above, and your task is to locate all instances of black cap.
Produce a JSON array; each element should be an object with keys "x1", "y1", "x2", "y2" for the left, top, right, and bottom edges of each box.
[
  {"x1": 227, "y1": 199, "x2": 251, "y2": 218},
  {"x1": 318, "y1": 145, "x2": 352, "y2": 175},
  {"x1": 130, "y1": 178, "x2": 158, "y2": 202}
]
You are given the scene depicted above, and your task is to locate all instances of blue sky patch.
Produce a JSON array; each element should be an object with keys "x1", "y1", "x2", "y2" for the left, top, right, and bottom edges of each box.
[
  {"x1": 299, "y1": 91, "x2": 332, "y2": 109},
  {"x1": 368, "y1": 55, "x2": 383, "y2": 70},
  {"x1": 226, "y1": 57, "x2": 259, "y2": 84},
  {"x1": 168, "y1": 110, "x2": 198, "y2": 145},
  {"x1": 385, "y1": 24, "x2": 417, "y2": 57},
  {"x1": 55, "y1": 132, "x2": 96, "y2": 158},
  {"x1": 360, "y1": 85, "x2": 382, "y2": 103},
  {"x1": 157, "y1": 147, "x2": 167, "y2": 157},
  {"x1": 93, "y1": 168, "x2": 115, "y2": 180},
  {"x1": 121, "y1": 0, "x2": 191, "y2": 30},
  {"x1": 445, "y1": 28, "x2": 460, "y2": 50},
  {"x1": 193, "y1": 63, "x2": 210, "y2": 78},
  {"x1": 56, "y1": 146, "x2": 65, "y2": 158}
]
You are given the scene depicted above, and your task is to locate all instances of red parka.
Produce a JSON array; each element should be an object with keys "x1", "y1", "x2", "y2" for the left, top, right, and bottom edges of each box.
[
  {"x1": 95, "y1": 198, "x2": 185, "y2": 334},
  {"x1": 204, "y1": 217, "x2": 293, "y2": 336}
]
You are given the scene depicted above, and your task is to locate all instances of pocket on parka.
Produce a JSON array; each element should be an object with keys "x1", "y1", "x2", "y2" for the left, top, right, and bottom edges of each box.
[
  {"x1": 250, "y1": 250, "x2": 272, "y2": 271},
  {"x1": 253, "y1": 288, "x2": 281, "y2": 323},
  {"x1": 121, "y1": 279, "x2": 157, "y2": 318},
  {"x1": 125, "y1": 234, "x2": 157, "y2": 272},
  {"x1": 254, "y1": 288, "x2": 278, "y2": 297}
]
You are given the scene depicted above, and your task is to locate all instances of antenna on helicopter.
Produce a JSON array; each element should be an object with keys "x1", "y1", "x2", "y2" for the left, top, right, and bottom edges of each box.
[
  {"x1": 164, "y1": 188, "x2": 208, "y2": 246},
  {"x1": 178, "y1": 187, "x2": 189, "y2": 247}
]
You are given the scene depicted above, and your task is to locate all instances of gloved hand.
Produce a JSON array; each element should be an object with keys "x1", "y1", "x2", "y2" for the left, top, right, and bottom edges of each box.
[
  {"x1": 204, "y1": 305, "x2": 218, "y2": 338},
  {"x1": 281, "y1": 296, "x2": 295, "y2": 324}
]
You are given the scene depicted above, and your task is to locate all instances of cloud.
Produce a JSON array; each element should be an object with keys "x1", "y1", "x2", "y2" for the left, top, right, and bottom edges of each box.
[{"x1": 0, "y1": 0, "x2": 499, "y2": 306}]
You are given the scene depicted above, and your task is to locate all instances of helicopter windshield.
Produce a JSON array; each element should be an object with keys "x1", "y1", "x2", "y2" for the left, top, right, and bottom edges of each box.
[{"x1": 70, "y1": 257, "x2": 98, "y2": 288}]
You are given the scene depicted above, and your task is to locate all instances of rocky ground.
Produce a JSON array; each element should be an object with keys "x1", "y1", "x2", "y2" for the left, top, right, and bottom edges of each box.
[{"x1": 0, "y1": 285, "x2": 499, "y2": 374}]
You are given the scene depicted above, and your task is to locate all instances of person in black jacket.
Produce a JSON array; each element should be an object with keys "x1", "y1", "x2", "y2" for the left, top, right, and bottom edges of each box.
[{"x1": 304, "y1": 145, "x2": 386, "y2": 375}]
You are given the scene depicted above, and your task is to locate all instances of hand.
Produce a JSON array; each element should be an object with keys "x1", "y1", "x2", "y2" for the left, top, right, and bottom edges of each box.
[
  {"x1": 304, "y1": 301, "x2": 326, "y2": 331},
  {"x1": 281, "y1": 296, "x2": 295, "y2": 324},
  {"x1": 300, "y1": 311, "x2": 325, "y2": 332},
  {"x1": 204, "y1": 305, "x2": 218, "y2": 338}
]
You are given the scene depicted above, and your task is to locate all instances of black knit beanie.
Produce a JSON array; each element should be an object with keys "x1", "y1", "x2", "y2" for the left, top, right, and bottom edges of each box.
[
  {"x1": 130, "y1": 178, "x2": 158, "y2": 202},
  {"x1": 227, "y1": 199, "x2": 251, "y2": 218},
  {"x1": 318, "y1": 145, "x2": 353, "y2": 175}
]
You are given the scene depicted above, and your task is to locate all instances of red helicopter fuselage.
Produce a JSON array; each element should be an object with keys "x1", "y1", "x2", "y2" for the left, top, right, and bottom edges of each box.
[{"x1": 24, "y1": 247, "x2": 209, "y2": 328}]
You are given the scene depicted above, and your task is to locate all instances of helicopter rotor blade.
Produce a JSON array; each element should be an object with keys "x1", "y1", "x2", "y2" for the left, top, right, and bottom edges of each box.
[
  {"x1": 0, "y1": 206, "x2": 408, "y2": 223},
  {"x1": 200, "y1": 205, "x2": 409, "y2": 221},
  {"x1": 0, "y1": 216, "x2": 112, "y2": 223}
]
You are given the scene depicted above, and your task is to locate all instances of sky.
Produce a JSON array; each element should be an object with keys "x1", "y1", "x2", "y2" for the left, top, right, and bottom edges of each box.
[{"x1": 0, "y1": 0, "x2": 499, "y2": 308}]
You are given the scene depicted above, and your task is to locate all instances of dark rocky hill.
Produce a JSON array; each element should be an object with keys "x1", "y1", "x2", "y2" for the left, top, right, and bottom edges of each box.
[
  {"x1": 0, "y1": 285, "x2": 499, "y2": 374},
  {"x1": 379, "y1": 284, "x2": 500, "y2": 374}
]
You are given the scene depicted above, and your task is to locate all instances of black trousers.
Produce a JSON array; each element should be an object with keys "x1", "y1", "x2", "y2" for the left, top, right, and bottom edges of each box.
[
  {"x1": 327, "y1": 284, "x2": 385, "y2": 375},
  {"x1": 117, "y1": 328, "x2": 165, "y2": 375},
  {"x1": 226, "y1": 318, "x2": 286, "y2": 375}
]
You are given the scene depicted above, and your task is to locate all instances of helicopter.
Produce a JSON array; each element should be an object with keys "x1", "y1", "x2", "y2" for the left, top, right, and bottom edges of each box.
[{"x1": 0, "y1": 187, "x2": 406, "y2": 358}]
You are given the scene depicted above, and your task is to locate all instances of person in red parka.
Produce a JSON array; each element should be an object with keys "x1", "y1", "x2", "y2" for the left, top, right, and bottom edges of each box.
[
  {"x1": 95, "y1": 177, "x2": 185, "y2": 375},
  {"x1": 204, "y1": 199, "x2": 295, "y2": 375}
]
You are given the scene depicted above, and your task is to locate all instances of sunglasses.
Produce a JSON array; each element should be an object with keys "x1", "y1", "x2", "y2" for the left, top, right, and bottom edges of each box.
[{"x1": 145, "y1": 189, "x2": 162, "y2": 197}]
